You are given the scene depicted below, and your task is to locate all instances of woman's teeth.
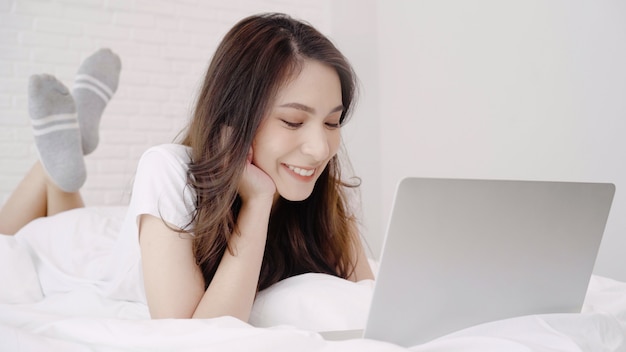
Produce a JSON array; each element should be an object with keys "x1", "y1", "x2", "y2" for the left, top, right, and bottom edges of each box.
[{"x1": 287, "y1": 165, "x2": 314, "y2": 177}]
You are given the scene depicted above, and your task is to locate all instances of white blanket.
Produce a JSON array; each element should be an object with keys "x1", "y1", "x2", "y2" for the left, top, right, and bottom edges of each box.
[{"x1": 1, "y1": 207, "x2": 625, "y2": 351}]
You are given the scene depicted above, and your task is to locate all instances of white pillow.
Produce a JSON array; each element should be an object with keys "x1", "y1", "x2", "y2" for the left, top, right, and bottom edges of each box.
[
  {"x1": 0, "y1": 234, "x2": 43, "y2": 304},
  {"x1": 249, "y1": 273, "x2": 374, "y2": 332}
]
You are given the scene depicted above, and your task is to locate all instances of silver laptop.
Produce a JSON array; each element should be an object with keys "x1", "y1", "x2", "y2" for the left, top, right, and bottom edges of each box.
[{"x1": 323, "y1": 177, "x2": 615, "y2": 347}]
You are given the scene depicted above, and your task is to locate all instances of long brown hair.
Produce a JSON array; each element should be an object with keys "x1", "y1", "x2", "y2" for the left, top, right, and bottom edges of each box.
[{"x1": 181, "y1": 13, "x2": 360, "y2": 291}]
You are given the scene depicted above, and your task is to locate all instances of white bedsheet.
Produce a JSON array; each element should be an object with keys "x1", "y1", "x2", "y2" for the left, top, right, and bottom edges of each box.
[{"x1": 1, "y1": 206, "x2": 625, "y2": 351}]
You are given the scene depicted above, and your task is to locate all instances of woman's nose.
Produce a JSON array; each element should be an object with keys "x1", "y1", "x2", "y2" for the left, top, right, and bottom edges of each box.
[{"x1": 301, "y1": 125, "x2": 330, "y2": 162}]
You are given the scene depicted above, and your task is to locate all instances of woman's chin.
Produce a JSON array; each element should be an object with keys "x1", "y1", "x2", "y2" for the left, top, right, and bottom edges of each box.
[{"x1": 276, "y1": 189, "x2": 314, "y2": 202}]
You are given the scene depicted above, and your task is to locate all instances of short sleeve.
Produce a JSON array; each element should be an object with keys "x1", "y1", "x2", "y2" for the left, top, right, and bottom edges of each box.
[{"x1": 129, "y1": 144, "x2": 196, "y2": 231}]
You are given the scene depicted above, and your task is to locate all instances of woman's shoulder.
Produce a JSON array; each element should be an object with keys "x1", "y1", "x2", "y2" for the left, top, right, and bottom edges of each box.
[
  {"x1": 134, "y1": 143, "x2": 193, "y2": 181},
  {"x1": 141, "y1": 143, "x2": 192, "y2": 164},
  {"x1": 130, "y1": 143, "x2": 196, "y2": 222}
]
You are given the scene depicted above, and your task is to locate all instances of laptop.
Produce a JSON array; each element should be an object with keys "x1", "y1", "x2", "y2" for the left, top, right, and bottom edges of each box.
[{"x1": 322, "y1": 177, "x2": 615, "y2": 347}]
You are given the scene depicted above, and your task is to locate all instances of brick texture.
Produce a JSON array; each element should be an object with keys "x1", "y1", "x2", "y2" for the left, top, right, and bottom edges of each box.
[{"x1": 0, "y1": 0, "x2": 331, "y2": 206}]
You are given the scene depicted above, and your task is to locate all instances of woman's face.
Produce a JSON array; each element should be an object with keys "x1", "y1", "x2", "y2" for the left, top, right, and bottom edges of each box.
[{"x1": 252, "y1": 60, "x2": 343, "y2": 201}]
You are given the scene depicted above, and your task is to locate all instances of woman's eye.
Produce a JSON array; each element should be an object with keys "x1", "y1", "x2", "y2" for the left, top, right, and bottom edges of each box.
[
  {"x1": 325, "y1": 122, "x2": 341, "y2": 129},
  {"x1": 281, "y1": 120, "x2": 302, "y2": 129}
]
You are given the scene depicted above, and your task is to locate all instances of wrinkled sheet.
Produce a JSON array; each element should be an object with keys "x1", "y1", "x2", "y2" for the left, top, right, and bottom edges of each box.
[{"x1": 1, "y1": 207, "x2": 625, "y2": 351}]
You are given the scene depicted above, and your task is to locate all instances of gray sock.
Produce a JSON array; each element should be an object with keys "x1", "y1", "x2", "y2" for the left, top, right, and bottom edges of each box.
[
  {"x1": 28, "y1": 74, "x2": 86, "y2": 193},
  {"x1": 72, "y1": 48, "x2": 121, "y2": 155}
]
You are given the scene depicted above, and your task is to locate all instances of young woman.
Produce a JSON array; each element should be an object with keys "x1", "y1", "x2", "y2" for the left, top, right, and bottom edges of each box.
[{"x1": 0, "y1": 13, "x2": 374, "y2": 322}]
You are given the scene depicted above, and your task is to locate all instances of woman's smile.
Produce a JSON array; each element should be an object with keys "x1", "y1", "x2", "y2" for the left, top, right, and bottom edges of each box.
[{"x1": 284, "y1": 163, "x2": 315, "y2": 178}]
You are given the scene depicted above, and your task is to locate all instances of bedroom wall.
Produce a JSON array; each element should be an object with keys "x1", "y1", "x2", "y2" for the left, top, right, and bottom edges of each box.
[
  {"x1": 330, "y1": 0, "x2": 383, "y2": 259},
  {"x1": 377, "y1": 0, "x2": 626, "y2": 281},
  {"x1": 0, "y1": 0, "x2": 333, "y2": 206}
]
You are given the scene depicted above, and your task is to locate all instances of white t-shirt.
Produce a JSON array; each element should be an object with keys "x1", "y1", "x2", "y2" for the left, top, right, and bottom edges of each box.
[{"x1": 107, "y1": 144, "x2": 196, "y2": 303}]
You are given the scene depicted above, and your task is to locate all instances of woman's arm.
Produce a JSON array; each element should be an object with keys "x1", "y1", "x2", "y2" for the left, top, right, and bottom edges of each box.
[
  {"x1": 139, "y1": 197, "x2": 272, "y2": 321},
  {"x1": 190, "y1": 198, "x2": 271, "y2": 320},
  {"x1": 348, "y1": 238, "x2": 375, "y2": 282},
  {"x1": 345, "y1": 219, "x2": 375, "y2": 282},
  {"x1": 139, "y1": 215, "x2": 205, "y2": 319}
]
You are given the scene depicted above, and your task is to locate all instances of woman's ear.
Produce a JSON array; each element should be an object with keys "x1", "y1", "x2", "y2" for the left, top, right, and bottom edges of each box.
[{"x1": 247, "y1": 147, "x2": 253, "y2": 163}]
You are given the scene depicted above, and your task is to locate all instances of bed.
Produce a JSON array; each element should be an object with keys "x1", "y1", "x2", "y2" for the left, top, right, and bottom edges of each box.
[{"x1": 1, "y1": 206, "x2": 625, "y2": 351}]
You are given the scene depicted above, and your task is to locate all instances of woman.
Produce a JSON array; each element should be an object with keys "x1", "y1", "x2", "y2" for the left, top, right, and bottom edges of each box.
[{"x1": 0, "y1": 13, "x2": 374, "y2": 323}]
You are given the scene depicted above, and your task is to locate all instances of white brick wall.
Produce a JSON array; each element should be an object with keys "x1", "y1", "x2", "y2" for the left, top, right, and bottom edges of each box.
[{"x1": 0, "y1": 0, "x2": 332, "y2": 207}]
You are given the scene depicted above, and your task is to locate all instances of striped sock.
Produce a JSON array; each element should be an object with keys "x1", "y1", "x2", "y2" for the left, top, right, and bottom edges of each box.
[
  {"x1": 73, "y1": 48, "x2": 121, "y2": 155},
  {"x1": 28, "y1": 74, "x2": 86, "y2": 193}
]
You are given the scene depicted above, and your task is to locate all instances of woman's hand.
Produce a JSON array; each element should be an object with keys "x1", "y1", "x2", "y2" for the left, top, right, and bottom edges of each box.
[{"x1": 238, "y1": 147, "x2": 276, "y2": 203}]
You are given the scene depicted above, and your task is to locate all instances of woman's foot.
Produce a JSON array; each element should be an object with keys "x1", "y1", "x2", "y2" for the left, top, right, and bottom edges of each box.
[
  {"x1": 28, "y1": 74, "x2": 86, "y2": 193},
  {"x1": 72, "y1": 48, "x2": 122, "y2": 155}
]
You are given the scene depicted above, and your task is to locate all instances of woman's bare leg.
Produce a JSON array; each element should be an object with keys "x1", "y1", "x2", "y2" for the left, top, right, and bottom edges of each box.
[
  {"x1": 0, "y1": 49, "x2": 120, "y2": 235},
  {"x1": 0, "y1": 162, "x2": 84, "y2": 235},
  {"x1": 0, "y1": 73, "x2": 84, "y2": 235}
]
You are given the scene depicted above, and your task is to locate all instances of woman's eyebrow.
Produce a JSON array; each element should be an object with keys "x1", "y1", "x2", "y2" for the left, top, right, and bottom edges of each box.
[{"x1": 279, "y1": 102, "x2": 344, "y2": 115}]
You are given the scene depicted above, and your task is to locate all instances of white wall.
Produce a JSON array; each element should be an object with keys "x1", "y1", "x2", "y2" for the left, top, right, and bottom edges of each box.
[
  {"x1": 331, "y1": 0, "x2": 383, "y2": 259},
  {"x1": 0, "y1": 0, "x2": 332, "y2": 206},
  {"x1": 377, "y1": 0, "x2": 626, "y2": 280}
]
